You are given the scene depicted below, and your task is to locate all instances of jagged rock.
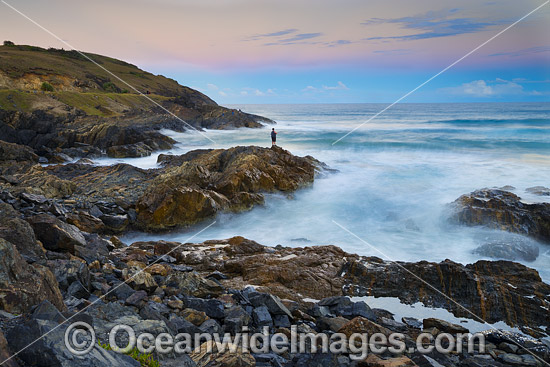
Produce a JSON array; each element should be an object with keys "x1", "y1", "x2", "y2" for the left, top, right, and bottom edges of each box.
[
  {"x1": 0, "y1": 140, "x2": 38, "y2": 162},
  {"x1": 198, "y1": 318, "x2": 222, "y2": 335},
  {"x1": 318, "y1": 296, "x2": 375, "y2": 320},
  {"x1": 185, "y1": 297, "x2": 225, "y2": 319},
  {"x1": 252, "y1": 305, "x2": 273, "y2": 328},
  {"x1": 67, "y1": 211, "x2": 105, "y2": 233},
  {"x1": 31, "y1": 300, "x2": 66, "y2": 324},
  {"x1": 46, "y1": 259, "x2": 90, "y2": 292},
  {"x1": 164, "y1": 271, "x2": 223, "y2": 298},
  {"x1": 0, "y1": 330, "x2": 19, "y2": 367},
  {"x1": 340, "y1": 258, "x2": 550, "y2": 332},
  {"x1": 272, "y1": 314, "x2": 290, "y2": 328},
  {"x1": 78, "y1": 233, "x2": 110, "y2": 264},
  {"x1": 109, "y1": 282, "x2": 135, "y2": 301},
  {"x1": 452, "y1": 189, "x2": 550, "y2": 242},
  {"x1": 402, "y1": 317, "x2": 422, "y2": 329},
  {"x1": 473, "y1": 234, "x2": 540, "y2": 262},
  {"x1": 224, "y1": 306, "x2": 251, "y2": 334},
  {"x1": 0, "y1": 238, "x2": 65, "y2": 314},
  {"x1": 0, "y1": 202, "x2": 45, "y2": 262},
  {"x1": 123, "y1": 267, "x2": 157, "y2": 293},
  {"x1": 106, "y1": 142, "x2": 153, "y2": 158},
  {"x1": 67, "y1": 280, "x2": 90, "y2": 299},
  {"x1": 248, "y1": 292, "x2": 293, "y2": 318},
  {"x1": 20, "y1": 192, "x2": 48, "y2": 204},
  {"x1": 526, "y1": 186, "x2": 550, "y2": 196},
  {"x1": 168, "y1": 314, "x2": 201, "y2": 335},
  {"x1": 190, "y1": 340, "x2": 255, "y2": 367},
  {"x1": 316, "y1": 316, "x2": 349, "y2": 332},
  {"x1": 100, "y1": 214, "x2": 129, "y2": 232},
  {"x1": 5, "y1": 318, "x2": 140, "y2": 367},
  {"x1": 423, "y1": 318, "x2": 469, "y2": 334},
  {"x1": 26, "y1": 213, "x2": 86, "y2": 252},
  {"x1": 338, "y1": 316, "x2": 392, "y2": 337},
  {"x1": 181, "y1": 308, "x2": 209, "y2": 326},
  {"x1": 125, "y1": 290, "x2": 147, "y2": 307},
  {"x1": 136, "y1": 146, "x2": 319, "y2": 231}
]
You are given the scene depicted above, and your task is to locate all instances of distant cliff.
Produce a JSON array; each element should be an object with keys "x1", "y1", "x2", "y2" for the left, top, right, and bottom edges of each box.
[{"x1": 0, "y1": 43, "x2": 273, "y2": 158}]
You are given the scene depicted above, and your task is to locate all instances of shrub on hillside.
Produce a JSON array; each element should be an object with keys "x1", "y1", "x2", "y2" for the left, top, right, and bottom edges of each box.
[
  {"x1": 41, "y1": 82, "x2": 54, "y2": 92},
  {"x1": 102, "y1": 81, "x2": 120, "y2": 93},
  {"x1": 3, "y1": 40, "x2": 14, "y2": 46}
]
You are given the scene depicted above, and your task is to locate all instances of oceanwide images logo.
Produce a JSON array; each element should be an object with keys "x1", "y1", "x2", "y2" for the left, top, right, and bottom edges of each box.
[{"x1": 65, "y1": 322, "x2": 485, "y2": 360}]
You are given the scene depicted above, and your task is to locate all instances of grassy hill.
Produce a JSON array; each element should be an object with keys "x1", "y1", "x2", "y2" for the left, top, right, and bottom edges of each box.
[
  {"x1": 0, "y1": 43, "x2": 221, "y2": 117},
  {"x1": 0, "y1": 43, "x2": 272, "y2": 159}
]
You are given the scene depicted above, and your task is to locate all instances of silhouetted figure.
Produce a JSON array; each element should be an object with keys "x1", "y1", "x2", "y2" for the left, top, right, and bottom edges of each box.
[{"x1": 271, "y1": 128, "x2": 277, "y2": 146}]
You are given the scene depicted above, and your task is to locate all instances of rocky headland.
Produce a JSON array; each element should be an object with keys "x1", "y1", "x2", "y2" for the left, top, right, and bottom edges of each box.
[
  {"x1": 0, "y1": 142, "x2": 549, "y2": 366},
  {"x1": 1, "y1": 44, "x2": 550, "y2": 367},
  {"x1": 0, "y1": 44, "x2": 274, "y2": 161}
]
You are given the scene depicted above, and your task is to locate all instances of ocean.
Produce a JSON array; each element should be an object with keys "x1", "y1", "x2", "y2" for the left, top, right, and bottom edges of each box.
[{"x1": 99, "y1": 102, "x2": 550, "y2": 282}]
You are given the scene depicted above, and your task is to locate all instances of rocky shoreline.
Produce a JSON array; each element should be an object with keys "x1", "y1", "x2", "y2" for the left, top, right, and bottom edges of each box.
[
  {"x1": 1, "y1": 93, "x2": 550, "y2": 366},
  {"x1": 0, "y1": 137, "x2": 550, "y2": 366}
]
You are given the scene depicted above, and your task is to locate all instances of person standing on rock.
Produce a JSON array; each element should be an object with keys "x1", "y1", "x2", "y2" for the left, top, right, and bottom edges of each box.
[{"x1": 271, "y1": 128, "x2": 277, "y2": 146}]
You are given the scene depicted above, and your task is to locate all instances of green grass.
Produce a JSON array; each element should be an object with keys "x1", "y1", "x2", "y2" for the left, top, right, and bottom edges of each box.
[
  {"x1": 0, "y1": 45, "x2": 188, "y2": 97},
  {"x1": 98, "y1": 340, "x2": 160, "y2": 367},
  {"x1": 55, "y1": 91, "x2": 171, "y2": 116},
  {"x1": 0, "y1": 90, "x2": 35, "y2": 111}
]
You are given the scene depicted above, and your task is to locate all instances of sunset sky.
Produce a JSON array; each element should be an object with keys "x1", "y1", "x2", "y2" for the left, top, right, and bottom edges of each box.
[{"x1": 1, "y1": 0, "x2": 549, "y2": 103}]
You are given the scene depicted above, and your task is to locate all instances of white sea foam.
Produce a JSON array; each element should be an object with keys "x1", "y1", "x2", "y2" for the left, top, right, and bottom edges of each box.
[{"x1": 116, "y1": 103, "x2": 550, "y2": 282}]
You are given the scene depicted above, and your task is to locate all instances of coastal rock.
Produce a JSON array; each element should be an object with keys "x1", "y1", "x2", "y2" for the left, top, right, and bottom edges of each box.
[
  {"x1": 121, "y1": 237, "x2": 550, "y2": 335},
  {"x1": 190, "y1": 340, "x2": 255, "y2": 367},
  {"x1": 423, "y1": 318, "x2": 469, "y2": 334},
  {"x1": 452, "y1": 189, "x2": 550, "y2": 243},
  {"x1": 0, "y1": 202, "x2": 45, "y2": 262},
  {"x1": 67, "y1": 211, "x2": 106, "y2": 233},
  {"x1": 5, "y1": 317, "x2": 140, "y2": 367},
  {"x1": 0, "y1": 238, "x2": 65, "y2": 314},
  {"x1": 340, "y1": 258, "x2": 550, "y2": 333},
  {"x1": 164, "y1": 271, "x2": 224, "y2": 298},
  {"x1": 0, "y1": 330, "x2": 18, "y2": 367},
  {"x1": 27, "y1": 213, "x2": 86, "y2": 252},
  {"x1": 136, "y1": 146, "x2": 319, "y2": 230},
  {"x1": 338, "y1": 316, "x2": 392, "y2": 337},
  {"x1": 526, "y1": 186, "x2": 550, "y2": 196},
  {"x1": 0, "y1": 140, "x2": 38, "y2": 162},
  {"x1": 473, "y1": 234, "x2": 540, "y2": 262}
]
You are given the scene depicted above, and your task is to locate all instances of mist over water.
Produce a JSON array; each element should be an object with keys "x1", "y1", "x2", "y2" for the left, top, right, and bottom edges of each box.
[{"x1": 105, "y1": 103, "x2": 550, "y2": 282}]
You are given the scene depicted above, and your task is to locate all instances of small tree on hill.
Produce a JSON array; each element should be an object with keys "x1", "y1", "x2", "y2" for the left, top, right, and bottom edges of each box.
[
  {"x1": 41, "y1": 82, "x2": 54, "y2": 92},
  {"x1": 3, "y1": 41, "x2": 14, "y2": 46}
]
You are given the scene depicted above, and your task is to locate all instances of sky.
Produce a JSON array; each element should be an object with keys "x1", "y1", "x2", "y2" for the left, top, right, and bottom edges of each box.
[{"x1": 1, "y1": 0, "x2": 549, "y2": 104}]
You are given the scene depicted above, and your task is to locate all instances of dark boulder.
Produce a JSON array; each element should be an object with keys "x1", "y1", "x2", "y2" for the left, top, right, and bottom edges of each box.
[
  {"x1": 27, "y1": 214, "x2": 86, "y2": 252},
  {"x1": 0, "y1": 238, "x2": 65, "y2": 314},
  {"x1": 0, "y1": 202, "x2": 45, "y2": 262},
  {"x1": 252, "y1": 306, "x2": 272, "y2": 328},
  {"x1": 452, "y1": 189, "x2": 550, "y2": 243},
  {"x1": 473, "y1": 233, "x2": 540, "y2": 262}
]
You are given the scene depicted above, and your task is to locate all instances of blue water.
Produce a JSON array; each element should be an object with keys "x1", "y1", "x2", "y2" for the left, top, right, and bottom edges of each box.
[{"x1": 101, "y1": 103, "x2": 550, "y2": 282}]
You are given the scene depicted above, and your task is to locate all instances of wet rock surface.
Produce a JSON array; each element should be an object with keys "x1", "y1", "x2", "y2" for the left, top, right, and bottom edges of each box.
[
  {"x1": 1, "y1": 144, "x2": 322, "y2": 233},
  {"x1": 451, "y1": 189, "x2": 550, "y2": 243},
  {"x1": 2, "y1": 142, "x2": 550, "y2": 366},
  {"x1": 473, "y1": 234, "x2": 540, "y2": 262},
  {"x1": 340, "y1": 257, "x2": 550, "y2": 333},
  {"x1": 0, "y1": 228, "x2": 549, "y2": 366}
]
